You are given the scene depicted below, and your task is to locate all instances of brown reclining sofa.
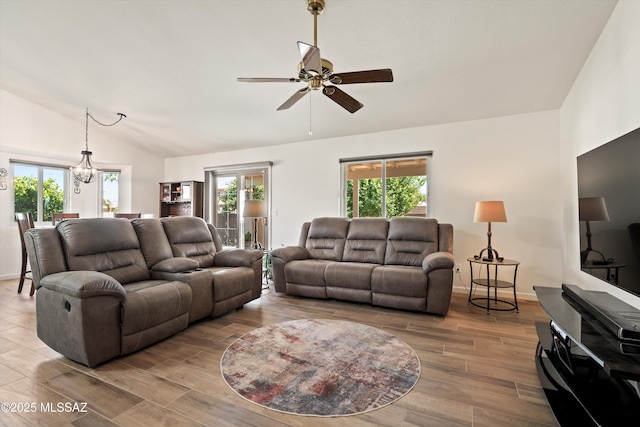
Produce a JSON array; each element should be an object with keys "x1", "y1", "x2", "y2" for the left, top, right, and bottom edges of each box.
[
  {"x1": 24, "y1": 216, "x2": 263, "y2": 367},
  {"x1": 271, "y1": 217, "x2": 454, "y2": 315}
]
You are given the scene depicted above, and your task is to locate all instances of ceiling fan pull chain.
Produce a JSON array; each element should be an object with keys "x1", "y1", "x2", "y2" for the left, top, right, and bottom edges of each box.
[{"x1": 309, "y1": 92, "x2": 313, "y2": 136}]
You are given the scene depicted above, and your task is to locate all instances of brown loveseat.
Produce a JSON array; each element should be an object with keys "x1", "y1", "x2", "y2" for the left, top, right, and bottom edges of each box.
[
  {"x1": 271, "y1": 217, "x2": 454, "y2": 315},
  {"x1": 24, "y1": 216, "x2": 263, "y2": 367}
]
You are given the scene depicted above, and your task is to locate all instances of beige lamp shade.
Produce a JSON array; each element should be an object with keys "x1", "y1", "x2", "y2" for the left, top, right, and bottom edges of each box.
[
  {"x1": 474, "y1": 201, "x2": 507, "y2": 223},
  {"x1": 243, "y1": 200, "x2": 267, "y2": 218},
  {"x1": 579, "y1": 197, "x2": 610, "y2": 222}
]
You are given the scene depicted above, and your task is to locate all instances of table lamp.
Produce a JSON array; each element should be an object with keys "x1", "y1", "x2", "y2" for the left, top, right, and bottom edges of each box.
[
  {"x1": 474, "y1": 201, "x2": 507, "y2": 262},
  {"x1": 243, "y1": 200, "x2": 267, "y2": 249},
  {"x1": 579, "y1": 197, "x2": 610, "y2": 264}
]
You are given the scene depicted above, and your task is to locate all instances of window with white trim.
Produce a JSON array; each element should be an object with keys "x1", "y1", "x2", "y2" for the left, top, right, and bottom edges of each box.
[
  {"x1": 101, "y1": 171, "x2": 120, "y2": 215},
  {"x1": 12, "y1": 161, "x2": 69, "y2": 223},
  {"x1": 340, "y1": 152, "x2": 430, "y2": 218}
]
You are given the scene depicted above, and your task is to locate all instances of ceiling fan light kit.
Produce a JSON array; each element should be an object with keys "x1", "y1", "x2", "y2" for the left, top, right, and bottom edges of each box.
[{"x1": 238, "y1": 0, "x2": 393, "y2": 114}]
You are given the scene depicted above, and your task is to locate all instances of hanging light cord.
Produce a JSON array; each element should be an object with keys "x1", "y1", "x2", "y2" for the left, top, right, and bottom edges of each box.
[
  {"x1": 309, "y1": 93, "x2": 313, "y2": 136},
  {"x1": 85, "y1": 108, "x2": 126, "y2": 150}
]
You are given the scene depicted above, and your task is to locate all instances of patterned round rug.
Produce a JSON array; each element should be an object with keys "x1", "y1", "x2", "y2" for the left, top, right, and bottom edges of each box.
[{"x1": 220, "y1": 318, "x2": 420, "y2": 417}]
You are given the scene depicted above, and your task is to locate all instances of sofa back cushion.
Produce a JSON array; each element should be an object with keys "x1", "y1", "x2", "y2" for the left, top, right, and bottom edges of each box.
[
  {"x1": 24, "y1": 228, "x2": 67, "y2": 289},
  {"x1": 206, "y1": 224, "x2": 224, "y2": 252},
  {"x1": 57, "y1": 218, "x2": 150, "y2": 284},
  {"x1": 438, "y1": 223, "x2": 454, "y2": 254},
  {"x1": 385, "y1": 217, "x2": 439, "y2": 266},
  {"x1": 161, "y1": 217, "x2": 216, "y2": 267},
  {"x1": 298, "y1": 222, "x2": 312, "y2": 247},
  {"x1": 305, "y1": 217, "x2": 350, "y2": 261},
  {"x1": 132, "y1": 218, "x2": 175, "y2": 268},
  {"x1": 343, "y1": 218, "x2": 389, "y2": 264}
]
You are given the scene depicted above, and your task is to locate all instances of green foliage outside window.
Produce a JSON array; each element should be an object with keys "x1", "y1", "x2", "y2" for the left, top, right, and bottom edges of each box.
[
  {"x1": 102, "y1": 172, "x2": 119, "y2": 213},
  {"x1": 14, "y1": 175, "x2": 64, "y2": 222},
  {"x1": 219, "y1": 178, "x2": 238, "y2": 212},
  {"x1": 251, "y1": 184, "x2": 265, "y2": 201},
  {"x1": 218, "y1": 178, "x2": 265, "y2": 213},
  {"x1": 346, "y1": 176, "x2": 426, "y2": 218},
  {"x1": 385, "y1": 177, "x2": 426, "y2": 217}
]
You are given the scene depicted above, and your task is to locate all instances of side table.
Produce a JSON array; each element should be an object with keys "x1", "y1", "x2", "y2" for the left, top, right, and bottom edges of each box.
[
  {"x1": 262, "y1": 250, "x2": 272, "y2": 290},
  {"x1": 467, "y1": 257, "x2": 519, "y2": 313},
  {"x1": 581, "y1": 260, "x2": 626, "y2": 285}
]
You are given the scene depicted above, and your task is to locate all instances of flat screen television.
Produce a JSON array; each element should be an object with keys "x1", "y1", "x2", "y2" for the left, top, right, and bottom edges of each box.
[{"x1": 577, "y1": 126, "x2": 640, "y2": 297}]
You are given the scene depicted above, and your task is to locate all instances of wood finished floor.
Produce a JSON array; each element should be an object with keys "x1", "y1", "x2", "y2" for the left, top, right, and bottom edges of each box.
[{"x1": 0, "y1": 279, "x2": 557, "y2": 426}]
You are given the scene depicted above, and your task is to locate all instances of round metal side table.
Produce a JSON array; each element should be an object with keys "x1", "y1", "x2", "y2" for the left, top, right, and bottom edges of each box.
[{"x1": 467, "y1": 257, "x2": 519, "y2": 313}]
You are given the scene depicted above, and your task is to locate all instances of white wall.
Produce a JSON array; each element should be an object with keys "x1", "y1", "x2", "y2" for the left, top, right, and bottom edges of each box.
[
  {"x1": 560, "y1": 0, "x2": 640, "y2": 308},
  {"x1": 0, "y1": 90, "x2": 164, "y2": 279},
  {"x1": 166, "y1": 109, "x2": 563, "y2": 300},
  {"x1": 4, "y1": 0, "x2": 636, "y2": 305}
]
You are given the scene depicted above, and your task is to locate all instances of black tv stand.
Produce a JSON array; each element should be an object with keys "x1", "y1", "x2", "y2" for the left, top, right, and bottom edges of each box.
[
  {"x1": 561, "y1": 284, "x2": 640, "y2": 343},
  {"x1": 534, "y1": 285, "x2": 640, "y2": 427}
]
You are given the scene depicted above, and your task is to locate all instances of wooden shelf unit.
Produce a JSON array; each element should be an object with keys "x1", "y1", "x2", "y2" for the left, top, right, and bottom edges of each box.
[{"x1": 159, "y1": 181, "x2": 204, "y2": 218}]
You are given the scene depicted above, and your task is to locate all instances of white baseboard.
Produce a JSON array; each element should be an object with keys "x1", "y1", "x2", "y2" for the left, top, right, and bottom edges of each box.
[{"x1": 452, "y1": 285, "x2": 537, "y2": 301}]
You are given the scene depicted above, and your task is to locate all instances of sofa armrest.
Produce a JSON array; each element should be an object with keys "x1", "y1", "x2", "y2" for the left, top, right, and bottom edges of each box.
[
  {"x1": 271, "y1": 246, "x2": 309, "y2": 263},
  {"x1": 151, "y1": 257, "x2": 200, "y2": 273},
  {"x1": 422, "y1": 251, "x2": 454, "y2": 274},
  {"x1": 214, "y1": 248, "x2": 263, "y2": 267},
  {"x1": 40, "y1": 271, "x2": 126, "y2": 301}
]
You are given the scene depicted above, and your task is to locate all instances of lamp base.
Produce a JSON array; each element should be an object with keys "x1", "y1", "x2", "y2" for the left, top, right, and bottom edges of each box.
[
  {"x1": 250, "y1": 217, "x2": 264, "y2": 250},
  {"x1": 474, "y1": 248, "x2": 504, "y2": 263},
  {"x1": 580, "y1": 248, "x2": 610, "y2": 264}
]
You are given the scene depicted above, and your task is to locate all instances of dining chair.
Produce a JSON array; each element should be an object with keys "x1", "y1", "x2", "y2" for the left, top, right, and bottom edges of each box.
[
  {"x1": 15, "y1": 212, "x2": 35, "y2": 296},
  {"x1": 114, "y1": 213, "x2": 141, "y2": 219},
  {"x1": 52, "y1": 212, "x2": 79, "y2": 226}
]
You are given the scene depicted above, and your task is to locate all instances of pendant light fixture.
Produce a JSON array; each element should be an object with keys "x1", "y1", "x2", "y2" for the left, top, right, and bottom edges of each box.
[{"x1": 71, "y1": 108, "x2": 126, "y2": 184}]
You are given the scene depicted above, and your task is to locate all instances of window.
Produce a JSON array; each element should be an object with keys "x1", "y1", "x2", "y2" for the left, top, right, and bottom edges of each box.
[
  {"x1": 205, "y1": 162, "x2": 272, "y2": 249},
  {"x1": 341, "y1": 153, "x2": 430, "y2": 218},
  {"x1": 12, "y1": 161, "x2": 69, "y2": 223},
  {"x1": 101, "y1": 171, "x2": 120, "y2": 215},
  {"x1": 214, "y1": 173, "x2": 267, "y2": 248},
  {"x1": 215, "y1": 175, "x2": 240, "y2": 247}
]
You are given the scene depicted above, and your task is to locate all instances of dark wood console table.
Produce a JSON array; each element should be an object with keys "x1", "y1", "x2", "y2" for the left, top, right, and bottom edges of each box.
[{"x1": 534, "y1": 286, "x2": 640, "y2": 426}]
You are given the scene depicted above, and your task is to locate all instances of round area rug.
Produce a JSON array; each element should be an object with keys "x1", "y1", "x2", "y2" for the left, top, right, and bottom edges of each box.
[{"x1": 220, "y1": 318, "x2": 420, "y2": 417}]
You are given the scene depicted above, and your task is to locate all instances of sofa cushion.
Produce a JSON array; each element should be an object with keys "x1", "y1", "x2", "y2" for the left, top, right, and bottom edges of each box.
[
  {"x1": 161, "y1": 217, "x2": 216, "y2": 267},
  {"x1": 206, "y1": 224, "x2": 224, "y2": 252},
  {"x1": 132, "y1": 218, "x2": 175, "y2": 268},
  {"x1": 325, "y1": 262, "x2": 376, "y2": 290},
  {"x1": 204, "y1": 267, "x2": 254, "y2": 302},
  {"x1": 58, "y1": 218, "x2": 150, "y2": 285},
  {"x1": 371, "y1": 265, "x2": 428, "y2": 297},
  {"x1": 285, "y1": 259, "x2": 332, "y2": 288},
  {"x1": 385, "y1": 217, "x2": 439, "y2": 267},
  {"x1": 305, "y1": 217, "x2": 350, "y2": 261},
  {"x1": 151, "y1": 257, "x2": 200, "y2": 273},
  {"x1": 325, "y1": 262, "x2": 375, "y2": 303},
  {"x1": 343, "y1": 218, "x2": 388, "y2": 264},
  {"x1": 24, "y1": 227, "x2": 68, "y2": 289},
  {"x1": 121, "y1": 280, "x2": 191, "y2": 354}
]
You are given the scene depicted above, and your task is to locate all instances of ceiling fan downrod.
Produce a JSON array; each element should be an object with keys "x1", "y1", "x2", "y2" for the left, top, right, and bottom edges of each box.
[{"x1": 307, "y1": 0, "x2": 325, "y2": 47}]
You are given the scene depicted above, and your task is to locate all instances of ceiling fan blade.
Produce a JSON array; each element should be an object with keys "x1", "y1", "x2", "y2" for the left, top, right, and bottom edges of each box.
[
  {"x1": 330, "y1": 69, "x2": 394, "y2": 85},
  {"x1": 322, "y1": 86, "x2": 363, "y2": 113},
  {"x1": 297, "y1": 41, "x2": 322, "y2": 74},
  {"x1": 237, "y1": 77, "x2": 301, "y2": 83},
  {"x1": 277, "y1": 87, "x2": 311, "y2": 111}
]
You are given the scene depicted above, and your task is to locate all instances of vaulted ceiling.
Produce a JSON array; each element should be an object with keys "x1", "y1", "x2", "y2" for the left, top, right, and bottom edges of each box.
[{"x1": 0, "y1": 0, "x2": 617, "y2": 157}]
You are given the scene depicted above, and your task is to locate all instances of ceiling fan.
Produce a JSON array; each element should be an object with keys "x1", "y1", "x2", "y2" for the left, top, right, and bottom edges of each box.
[{"x1": 237, "y1": 0, "x2": 393, "y2": 113}]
